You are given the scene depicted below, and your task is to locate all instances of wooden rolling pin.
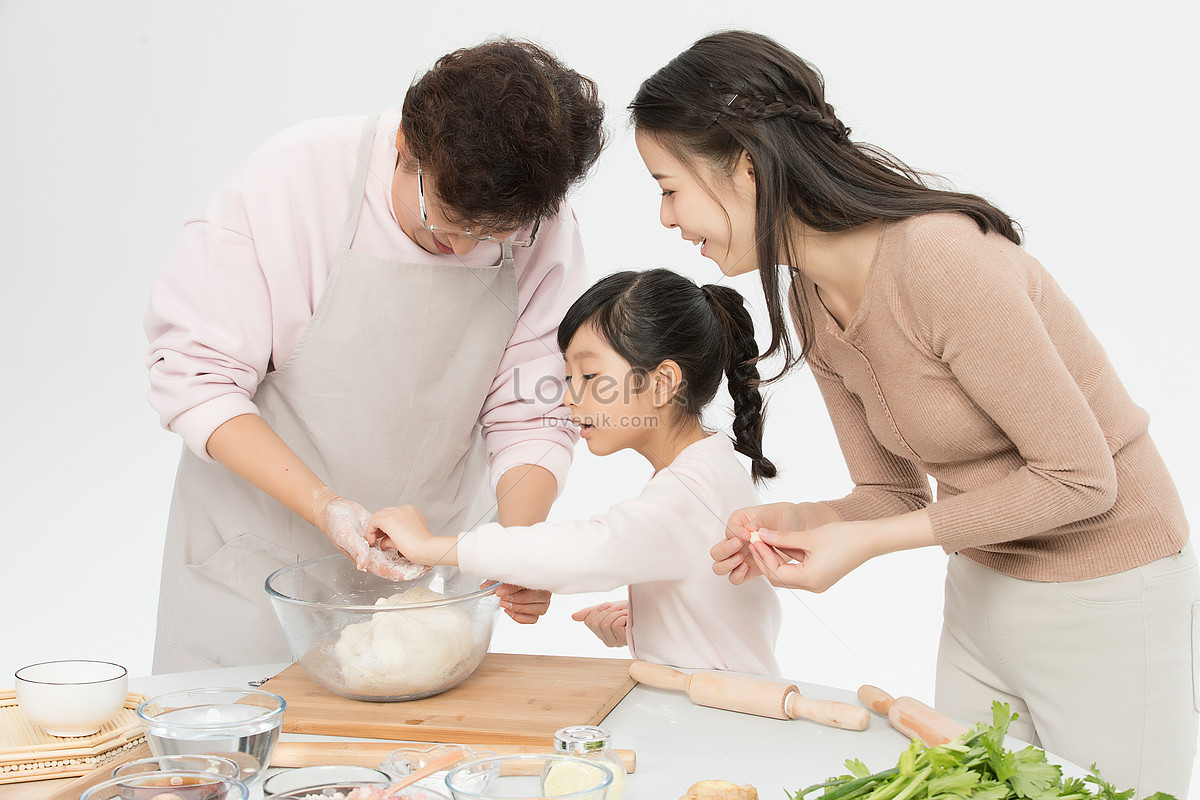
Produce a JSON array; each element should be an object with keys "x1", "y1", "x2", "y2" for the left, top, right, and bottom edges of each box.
[
  {"x1": 629, "y1": 661, "x2": 869, "y2": 731},
  {"x1": 271, "y1": 740, "x2": 636, "y2": 773},
  {"x1": 857, "y1": 685, "x2": 967, "y2": 746}
]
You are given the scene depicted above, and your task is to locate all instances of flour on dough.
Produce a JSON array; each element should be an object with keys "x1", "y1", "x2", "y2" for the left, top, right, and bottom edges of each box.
[{"x1": 333, "y1": 586, "x2": 475, "y2": 696}]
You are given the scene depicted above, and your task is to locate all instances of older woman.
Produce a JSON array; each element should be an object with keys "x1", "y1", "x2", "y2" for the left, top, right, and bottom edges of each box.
[{"x1": 145, "y1": 39, "x2": 604, "y2": 671}]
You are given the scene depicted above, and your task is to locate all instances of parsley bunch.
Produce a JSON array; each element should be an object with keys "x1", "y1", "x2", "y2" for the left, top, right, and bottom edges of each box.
[{"x1": 787, "y1": 701, "x2": 1177, "y2": 800}]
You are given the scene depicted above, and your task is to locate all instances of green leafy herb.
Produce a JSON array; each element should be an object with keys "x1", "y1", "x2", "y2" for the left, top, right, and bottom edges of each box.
[{"x1": 785, "y1": 701, "x2": 1177, "y2": 800}]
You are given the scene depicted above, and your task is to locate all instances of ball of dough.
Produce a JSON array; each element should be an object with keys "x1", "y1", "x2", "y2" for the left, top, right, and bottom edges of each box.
[{"x1": 333, "y1": 587, "x2": 476, "y2": 696}]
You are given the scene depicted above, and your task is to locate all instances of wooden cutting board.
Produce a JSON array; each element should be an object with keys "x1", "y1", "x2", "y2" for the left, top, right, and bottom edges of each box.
[{"x1": 263, "y1": 653, "x2": 635, "y2": 747}]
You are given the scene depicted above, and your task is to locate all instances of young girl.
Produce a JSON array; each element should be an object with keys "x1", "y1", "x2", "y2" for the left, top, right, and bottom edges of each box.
[
  {"x1": 369, "y1": 268, "x2": 783, "y2": 676},
  {"x1": 630, "y1": 30, "x2": 1195, "y2": 796}
]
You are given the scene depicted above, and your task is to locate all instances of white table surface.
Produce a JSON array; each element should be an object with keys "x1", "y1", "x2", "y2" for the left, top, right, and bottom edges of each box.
[{"x1": 127, "y1": 662, "x2": 1085, "y2": 800}]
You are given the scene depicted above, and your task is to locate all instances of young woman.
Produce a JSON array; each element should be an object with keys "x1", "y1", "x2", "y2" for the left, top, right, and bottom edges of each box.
[
  {"x1": 629, "y1": 30, "x2": 1195, "y2": 797},
  {"x1": 369, "y1": 269, "x2": 783, "y2": 676},
  {"x1": 144, "y1": 39, "x2": 604, "y2": 671}
]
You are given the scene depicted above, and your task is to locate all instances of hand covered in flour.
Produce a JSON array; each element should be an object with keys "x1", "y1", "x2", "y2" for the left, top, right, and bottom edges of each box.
[
  {"x1": 313, "y1": 489, "x2": 431, "y2": 581},
  {"x1": 713, "y1": 501, "x2": 842, "y2": 585},
  {"x1": 571, "y1": 601, "x2": 628, "y2": 648},
  {"x1": 367, "y1": 504, "x2": 458, "y2": 568}
]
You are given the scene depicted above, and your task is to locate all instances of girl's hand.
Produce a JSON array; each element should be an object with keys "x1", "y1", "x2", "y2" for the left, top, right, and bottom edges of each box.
[
  {"x1": 713, "y1": 502, "x2": 840, "y2": 585},
  {"x1": 492, "y1": 583, "x2": 552, "y2": 624},
  {"x1": 366, "y1": 504, "x2": 449, "y2": 571},
  {"x1": 571, "y1": 601, "x2": 629, "y2": 647},
  {"x1": 314, "y1": 490, "x2": 430, "y2": 581}
]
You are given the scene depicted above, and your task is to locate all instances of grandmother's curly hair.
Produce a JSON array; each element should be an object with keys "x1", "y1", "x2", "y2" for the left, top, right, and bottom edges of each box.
[{"x1": 400, "y1": 39, "x2": 606, "y2": 232}]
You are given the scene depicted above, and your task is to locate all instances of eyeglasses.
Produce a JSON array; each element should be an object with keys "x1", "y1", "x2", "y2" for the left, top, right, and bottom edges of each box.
[{"x1": 416, "y1": 160, "x2": 540, "y2": 248}]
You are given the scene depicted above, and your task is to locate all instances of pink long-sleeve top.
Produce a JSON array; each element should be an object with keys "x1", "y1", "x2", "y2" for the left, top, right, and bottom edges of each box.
[
  {"x1": 457, "y1": 434, "x2": 783, "y2": 676},
  {"x1": 145, "y1": 110, "x2": 586, "y2": 492}
]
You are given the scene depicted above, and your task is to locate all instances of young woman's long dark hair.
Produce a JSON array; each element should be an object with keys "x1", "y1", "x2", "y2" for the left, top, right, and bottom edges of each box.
[
  {"x1": 557, "y1": 269, "x2": 776, "y2": 482},
  {"x1": 629, "y1": 30, "x2": 1019, "y2": 374}
]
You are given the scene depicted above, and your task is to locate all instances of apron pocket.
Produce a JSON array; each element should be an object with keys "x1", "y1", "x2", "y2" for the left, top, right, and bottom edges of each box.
[{"x1": 165, "y1": 533, "x2": 298, "y2": 666}]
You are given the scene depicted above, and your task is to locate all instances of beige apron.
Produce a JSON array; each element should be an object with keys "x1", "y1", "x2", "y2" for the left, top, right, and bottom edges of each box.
[{"x1": 153, "y1": 116, "x2": 519, "y2": 672}]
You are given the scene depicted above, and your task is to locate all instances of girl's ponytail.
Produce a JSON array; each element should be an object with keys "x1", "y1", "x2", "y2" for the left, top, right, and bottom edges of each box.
[{"x1": 702, "y1": 285, "x2": 777, "y2": 483}]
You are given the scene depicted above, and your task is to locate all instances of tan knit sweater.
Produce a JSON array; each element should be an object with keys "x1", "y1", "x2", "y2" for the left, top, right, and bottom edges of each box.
[{"x1": 796, "y1": 212, "x2": 1187, "y2": 581}]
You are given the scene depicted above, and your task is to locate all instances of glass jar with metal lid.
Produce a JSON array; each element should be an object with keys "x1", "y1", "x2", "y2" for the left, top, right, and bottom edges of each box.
[{"x1": 543, "y1": 725, "x2": 627, "y2": 799}]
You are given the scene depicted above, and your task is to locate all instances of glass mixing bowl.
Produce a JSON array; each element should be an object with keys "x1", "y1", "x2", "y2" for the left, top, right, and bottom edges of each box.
[
  {"x1": 265, "y1": 555, "x2": 501, "y2": 701},
  {"x1": 136, "y1": 688, "x2": 285, "y2": 785}
]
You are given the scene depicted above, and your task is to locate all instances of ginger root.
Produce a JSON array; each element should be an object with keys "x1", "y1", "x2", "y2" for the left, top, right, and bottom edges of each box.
[{"x1": 680, "y1": 779, "x2": 759, "y2": 800}]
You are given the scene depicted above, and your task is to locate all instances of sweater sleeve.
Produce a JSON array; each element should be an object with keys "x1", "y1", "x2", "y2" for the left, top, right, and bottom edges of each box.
[
  {"x1": 809, "y1": 361, "x2": 933, "y2": 520},
  {"x1": 457, "y1": 475, "x2": 703, "y2": 593},
  {"x1": 144, "y1": 219, "x2": 273, "y2": 460},
  {"x1": 479, "y1": 206, "x2": 589, "y2": 497},
  {"x1": 904, "y1": 228, "x2": 1118, "y2": 551}
]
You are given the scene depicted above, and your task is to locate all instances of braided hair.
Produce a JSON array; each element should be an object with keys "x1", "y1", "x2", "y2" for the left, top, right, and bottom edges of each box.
[
  {"x1": 557, "y1": 269, "x2": 777, "y2": 482},
  {"x1": 630, "y1": 30, "x2": 1019, "y2": 376}
]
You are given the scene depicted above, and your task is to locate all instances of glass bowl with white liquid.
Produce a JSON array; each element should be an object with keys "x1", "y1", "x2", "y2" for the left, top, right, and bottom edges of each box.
[{"x1": 136, "y1": 687, "x2": 285, "y2": 785}]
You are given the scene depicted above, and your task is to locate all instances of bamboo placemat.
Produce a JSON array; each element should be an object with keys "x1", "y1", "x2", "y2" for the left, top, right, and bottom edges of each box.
[{"x1": 0, "y1": 689, "x2": 147, "y2": 785}]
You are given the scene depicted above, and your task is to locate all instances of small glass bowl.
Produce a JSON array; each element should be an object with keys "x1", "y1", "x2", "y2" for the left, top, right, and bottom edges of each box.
[
  {"x1": 136, "y1": 688, "x2": 286, "y2": 784},
  {"x1": 263, "y1": 765, "x2": 390, "y2": 796},
  {"x1": 114, "y1": 754, "x2": 242, "y2": 780},
  {"x1": 383, "y1": 744, "x2": 495, "y2": 782},
  {"x1": 268, "y1": 782, "x2": 451, "y2": 800},
  {"x1": 444, "y1": 754, "x2": 613, "y2": 799},
  {"x1": 79, "y1": 770, "x2": 248, "y2": 800}
]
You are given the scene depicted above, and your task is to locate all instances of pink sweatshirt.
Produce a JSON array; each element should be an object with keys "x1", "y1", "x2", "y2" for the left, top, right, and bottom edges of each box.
[
  {"x1": 145, "y1": 110, "x2": 586, "y2": 492},
  {"x1": 457, "y1": 434, "x2": 783, "y2": 676}
]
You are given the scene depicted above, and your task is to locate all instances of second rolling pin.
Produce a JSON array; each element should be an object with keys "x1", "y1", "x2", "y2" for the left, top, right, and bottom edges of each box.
[
  {"x1": 629, "y1": 661, "x2": 869, "y2": 731},
  {"x1": 857, "y1": 684, "x2": 967, "y2": 746}
]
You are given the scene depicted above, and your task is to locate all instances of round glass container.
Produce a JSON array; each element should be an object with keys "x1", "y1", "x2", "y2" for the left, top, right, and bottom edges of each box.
[{"x1": 547, "y1": 726, "x2": 626, "y2": 800}]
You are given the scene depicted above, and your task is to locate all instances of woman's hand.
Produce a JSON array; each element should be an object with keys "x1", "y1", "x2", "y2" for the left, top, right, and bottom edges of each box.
[
  {"x1": 745, "y1": 509, "x2": 938, "y2": 592},
  {"x1": 713, "y1": 502, "x2": 841, "y2": 584},
  {"x1": 744, "y1": 521, "x2": 875, "y2": 592},
  {"x1": 314, "y1": 489, "x2": 425, "y2": 580},
  {"x1": 492, "y1": 584, "x2": 553, "y2": 624},
  {"x1": 571, "y1": 601, "x2": 629, "y2": 648}
]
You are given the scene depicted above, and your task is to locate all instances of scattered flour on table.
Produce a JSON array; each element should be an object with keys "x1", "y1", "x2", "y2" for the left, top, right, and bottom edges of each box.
[{"x1": 333, "y1": 587, "x2": 475, "y2": 696}]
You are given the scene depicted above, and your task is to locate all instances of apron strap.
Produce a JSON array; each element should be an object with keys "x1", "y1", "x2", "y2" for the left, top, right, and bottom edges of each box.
[
  {"x1": 499, "y1": 241, "x2": 515, "y2": 271},
  {"x1": 338, "y1": 114, "x2": 381, "y2": 252}
]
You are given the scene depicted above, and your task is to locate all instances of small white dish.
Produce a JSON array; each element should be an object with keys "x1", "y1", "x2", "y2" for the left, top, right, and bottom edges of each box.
[
  {"x1": 14, "y1": 660, "x2": 128, "y2": 737},
  {"x1": 263, "y1": 765, "x2": 390, "y2": 795}
]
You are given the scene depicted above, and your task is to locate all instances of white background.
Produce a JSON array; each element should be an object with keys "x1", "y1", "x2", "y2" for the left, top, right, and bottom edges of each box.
[{"x1": 1, "y1": 0, "x2": 1196, "y2": 794}]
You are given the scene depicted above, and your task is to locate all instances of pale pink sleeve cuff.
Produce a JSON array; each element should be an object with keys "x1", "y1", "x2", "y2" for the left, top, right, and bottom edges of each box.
[
  {"x1": 168, "y1": 393, "x2": 261, "y2": 462},
  {"x1": 455, "y1": 522, "x2": 503, "y2": 578},
  {"x1": 489, "y1": 440, "x2": 575, "y2": 499}
]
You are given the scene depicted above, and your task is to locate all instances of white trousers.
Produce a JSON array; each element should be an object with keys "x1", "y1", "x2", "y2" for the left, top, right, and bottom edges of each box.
[{"x1": 937, "y1": 544, "x2": 1199, "y2": 799}]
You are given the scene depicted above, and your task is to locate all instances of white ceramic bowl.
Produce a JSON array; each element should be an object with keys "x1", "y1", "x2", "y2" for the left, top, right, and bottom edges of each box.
[
  {"x1": 15, "y1": 660, "x2": 128, "y2": 737},
  {"x1": 136, "y1": 688, "x2": 285, "y2": 785},
  {"x1": 266, "y1": 555, "x2": 501, "y2": 702}
]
